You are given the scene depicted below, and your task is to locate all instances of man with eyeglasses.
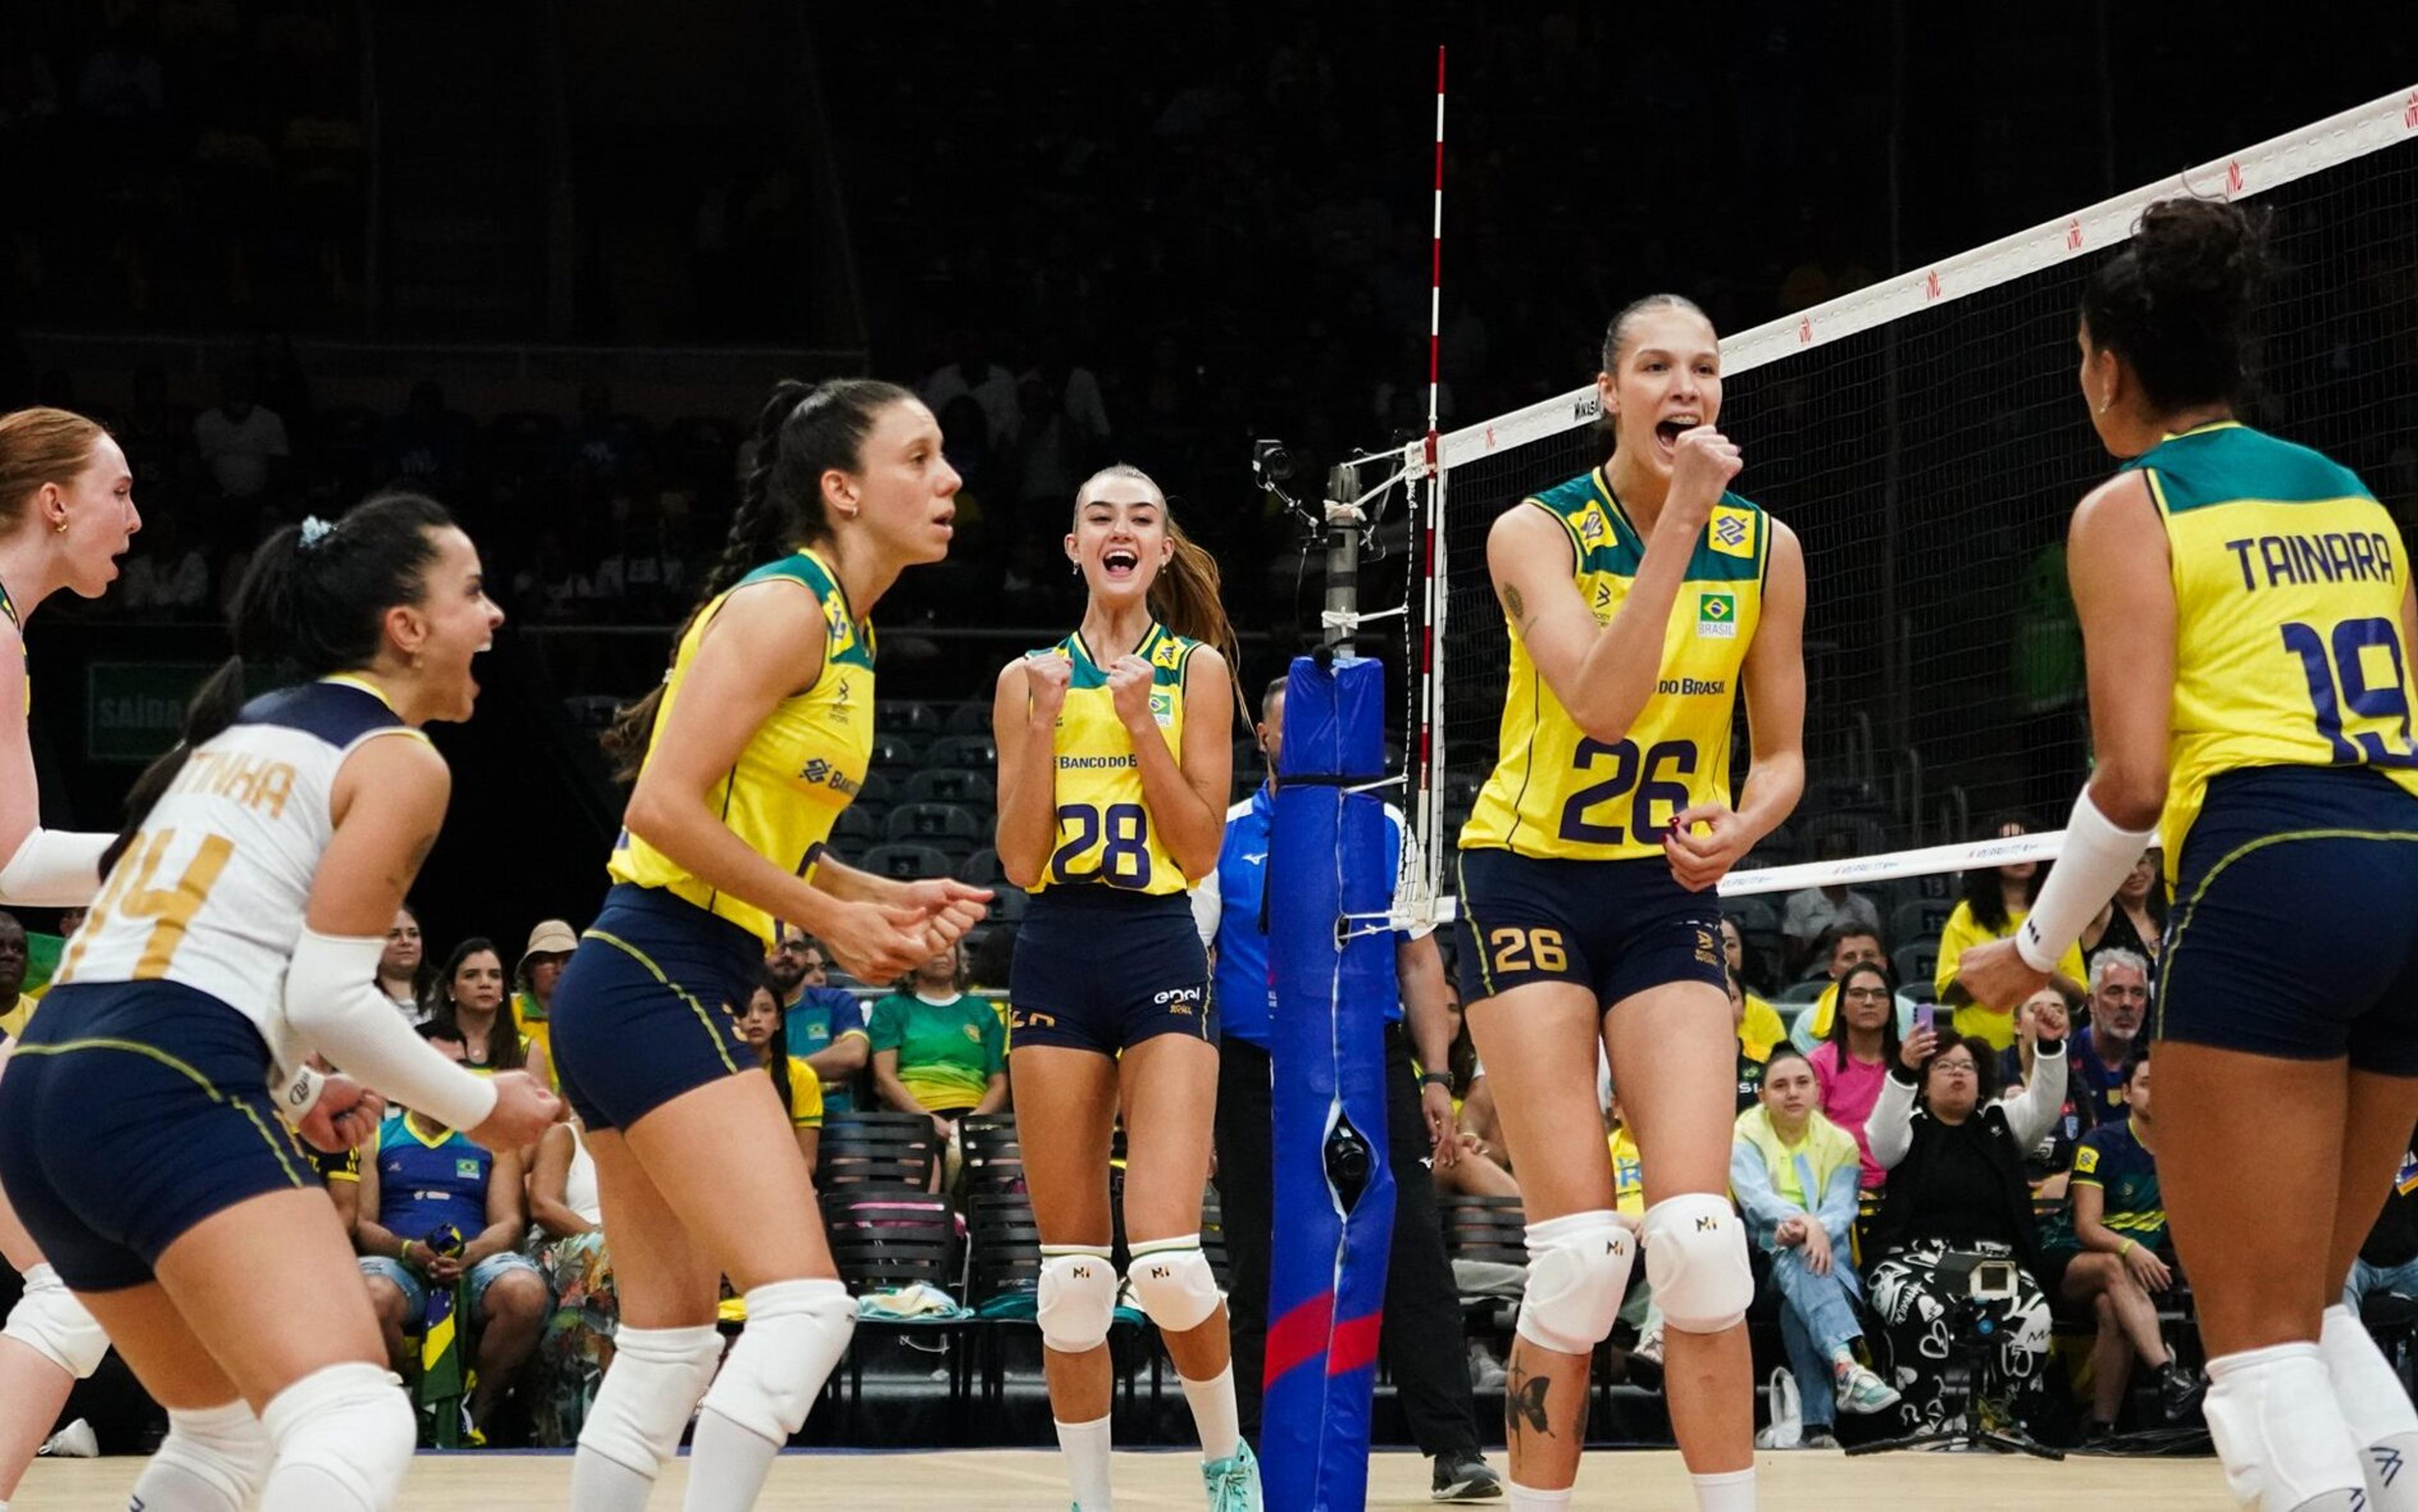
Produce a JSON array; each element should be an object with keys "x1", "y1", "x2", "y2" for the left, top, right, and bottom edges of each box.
[{"x1": 767, "y1": 921, "x2": 870, "y2": 1113}]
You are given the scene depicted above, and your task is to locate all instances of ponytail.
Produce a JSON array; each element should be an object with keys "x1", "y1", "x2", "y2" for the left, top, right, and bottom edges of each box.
[
  {"x1": 106, "y1": 491, "x2": 455, "y2": 870},
  {"x1": 603, "y1": 377, "x2": 915, "y2": 780}
]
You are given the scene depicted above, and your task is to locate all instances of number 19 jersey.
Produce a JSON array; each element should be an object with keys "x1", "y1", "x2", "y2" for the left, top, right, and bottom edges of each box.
[
  {"x1": 2135, "y1": 421, "x2": 2418, "y2": 879},
  {"x1": 1461, "y1": 469, "x2": 1769, "y2": 862},
  {"x1": 1031, "y1": 621, "x2": 1198, "y2": 895}
]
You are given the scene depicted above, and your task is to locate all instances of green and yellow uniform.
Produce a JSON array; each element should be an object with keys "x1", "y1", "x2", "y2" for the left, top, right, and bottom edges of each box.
[
  {"x1": 1029, "y1": 622, "x2": 1200, "y2": 895},
  {"x1": 868, "y1": 989, "x2": 1006, "y2": 1113}
]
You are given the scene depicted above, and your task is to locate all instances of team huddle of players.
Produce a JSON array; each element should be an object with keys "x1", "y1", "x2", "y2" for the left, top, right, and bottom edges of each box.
[{"x1": 0, "y1": 191, "x2": 2415, "y2": 1512}]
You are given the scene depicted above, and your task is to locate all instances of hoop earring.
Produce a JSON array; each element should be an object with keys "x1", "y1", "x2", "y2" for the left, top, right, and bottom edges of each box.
[{"x1": 52, "y1": 516, "x2": 67, "y2": 534}]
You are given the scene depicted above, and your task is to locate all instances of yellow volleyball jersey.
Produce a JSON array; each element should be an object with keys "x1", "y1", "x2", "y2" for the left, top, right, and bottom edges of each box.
[
  {"x1": 1030, "y1": 621, "x2": 1197, "y2": 895},
  {"x1": 1461, "y1": 469, "x2": 1769, "y2": 861},
  {"x1": 2135, "y1": 422, "x2": 2418, "y2": 880},
  {"x1": 608, "y1": 548, "x2": 875, "y2": 945}
]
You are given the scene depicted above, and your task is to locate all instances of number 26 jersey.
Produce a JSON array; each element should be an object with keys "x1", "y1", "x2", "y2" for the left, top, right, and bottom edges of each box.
[{"x1": 1460, "y1": 468, "x2": 1769, "y2": 864}]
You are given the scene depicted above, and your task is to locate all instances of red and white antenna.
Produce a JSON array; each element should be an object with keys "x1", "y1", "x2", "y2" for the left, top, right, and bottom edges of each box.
[{"x1": 1424, "y1": 45, "x2": 1448, "y2": 469}]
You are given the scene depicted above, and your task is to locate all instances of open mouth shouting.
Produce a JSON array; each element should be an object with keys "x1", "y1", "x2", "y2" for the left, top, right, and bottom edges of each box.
[
  {"x1": 1101, "y1": 546, "x2": 1140, "y2": 583},
  {"x1": 1654, "y1": 412, "x2": 1701, "y2": 462}
]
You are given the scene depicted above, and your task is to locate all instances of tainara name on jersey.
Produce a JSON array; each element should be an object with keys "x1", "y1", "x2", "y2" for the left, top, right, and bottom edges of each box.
[
  {"x1": 2223, "y1": 531, "x2": 2397, "y2": 592},
  {"x1": 171, "y1": 746, "x2": 300, "y2": 819}
]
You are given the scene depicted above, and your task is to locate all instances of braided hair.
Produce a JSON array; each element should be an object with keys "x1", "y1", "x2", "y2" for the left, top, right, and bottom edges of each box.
[{"x1": 603, "y1": 377, "x2": 914, "y2": 778}]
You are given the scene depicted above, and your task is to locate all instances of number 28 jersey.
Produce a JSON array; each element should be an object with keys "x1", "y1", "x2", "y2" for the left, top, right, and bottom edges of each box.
[
  {"x1": 1031, "y1": 621, "x2": 1200, "y2": 895},
  {"x1": 1461, "y1": 469, "x2": 1769, "y2": 863},
  {"x1": 53, "y1": 676, "x2": 427, "y2": 1068},
  {"x1": 2135, "y1": 421, "x2": 2418, "y2": 880}
]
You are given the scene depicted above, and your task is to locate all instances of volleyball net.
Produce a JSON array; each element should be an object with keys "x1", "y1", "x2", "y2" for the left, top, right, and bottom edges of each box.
[{"x1": 1377, "y1": 85, "x2": 2418, "y2": 951}]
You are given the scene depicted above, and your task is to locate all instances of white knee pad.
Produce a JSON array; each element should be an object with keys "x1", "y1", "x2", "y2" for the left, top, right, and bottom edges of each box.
[
  {"x1": 1514, "y1": 1210, "x2": 1634, "y2": 1355},
  {"x1": 137, "y1": 1399, "x2": 272, "y2": 1512},
  {"x1": 2206, "y1": 1344, "x2": 2369, "y2": 1511},
  {"x1": 576, "y1": 1323, "x2": 724, "y2": 1477},
  {"x1": 696, "y1": 1278, "x2": 854, "y2": 1447},
  {"x1": 261, "y1": 1361, "x2": 416, "y2": 1511},
  {"x1": 1127, "y1": 1236, "x2": 1222, "y2": 1335},
  {"x1": 1640, "y1": 1193, "x2": 1754, "y2": 1335},
  {"x1": 3, "y1": 1261, "x2": 110, "y2": 1377},
  {"x1": 1038, "y1": 1246, "x2": 1118, "y2": 1354}
]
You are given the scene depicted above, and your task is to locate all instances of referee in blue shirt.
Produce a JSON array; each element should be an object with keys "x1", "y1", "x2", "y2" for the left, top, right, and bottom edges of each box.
[{"x1": 1196, "y1": 677, "x2": 1500, "y2": 1502}]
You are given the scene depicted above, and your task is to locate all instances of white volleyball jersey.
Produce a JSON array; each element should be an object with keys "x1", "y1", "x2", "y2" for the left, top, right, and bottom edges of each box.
[{"x1": 54, "y1": 676, "x2": 427, "y2": 1066}]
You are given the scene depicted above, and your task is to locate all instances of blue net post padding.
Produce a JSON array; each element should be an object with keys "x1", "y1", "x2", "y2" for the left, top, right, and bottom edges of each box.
[{"x1": 1263, "y1": 653, "x2": 1395, "y2": 1512}]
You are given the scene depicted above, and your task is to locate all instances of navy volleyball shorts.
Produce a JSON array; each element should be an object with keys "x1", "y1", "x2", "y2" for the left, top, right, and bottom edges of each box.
[
  {"x1": 1453, "y1": 847, "x2": 1727, "y2": 1011},
  {"x1": 1007, "y1": 886, "x2": 1213, "y2": 1055},
  {"x1": 0, "y1": 981, "x2": 313, "y2": 1291},
  {"x1": 2157, "y1": 766, "x2": 2418, "y2": 1074},
  {"x1": 550, "y1": 883, "x2": 762, "y2": 1132}
]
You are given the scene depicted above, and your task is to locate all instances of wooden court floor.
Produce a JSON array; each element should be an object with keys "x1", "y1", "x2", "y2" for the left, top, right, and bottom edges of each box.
[{"x1": 20, "y1": 1445, "x2": 2242, "y2": 1508}]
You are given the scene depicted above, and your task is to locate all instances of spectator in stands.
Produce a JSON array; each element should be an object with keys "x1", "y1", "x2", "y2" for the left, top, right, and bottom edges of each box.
[
  {"x1": 191, "y1": 362, "x2": 288, "y2": 503},
  {"x1": 355, "y1": 1023, "x2": 551, "y2": 1444},
  {"x1": 1807, "y1": 958, "x2": 1900, "y2": 1190},
  {"x1": 1780, "y1": 835, "x2": 1882, "y2": 976},
  {"x1": 1012, "y1": 343, "x2": 1113, "y2": 530},
  {"x1": 1997, "y1": 985, "x2": 2087, "y2": 1197},
  {"x1": 527, "y1": 1108, "x2": 613, "y2": 1448},
  {"x1": 512, "y1": 528, "x2": 594, "y2": 623},
  {"x1": 2070, "y1": 948, "x2": 2150, "y2": 1130},
  {"x1": 568, "y1": 383, "x2": 642, "y2": 489},
  {"x1": 869, "y1": 941, "x2": 1009, "y2": 1145},
  {"x1": 2343, "y1": 1127, "x2": 2418, "y2": 1316},
  {"x1": 426, "y1": 935, "x2": 554, "y2": 1088},
  {"x1": 1720, "y1": 915, "x2": 1788, "y2": 1054},
  {"x1": 918, "y1": 327, "x2": 1020, "y2": 450},
  {"x1": 734, "y1": 972, "x2": 824, "y2": 1171},
  {"x1": 117, "y1": 503, "x2": 209, "y2": 617},
  {"x1": 1787, "y1": 922, "x2": 1889, "y2": 1054},
  {"x1": 380, "y1": 379, "x2": 472, "y2": 495},
  {"x1": 1865, "y1": 1025, "x2": 2066, "y2": 1436},
  {"x1": 1728, "y1": 969, "x2": 1773, "y2": 1111},
  {"x1": 589, "y1": 492, "x2": 686, "y2": 623},
  {"x1": 380, "y1": 903, "x2": 429, "y2": 1023},
  {"x1": 113, "y1": 364, "x2": 193, "y2": 496},
  {"x1": 249, "y1": 333, "x2": 315, "y2": 448},
  {"x1": 1604, "y1": 1089, "x2": 1662, "y2": 1382},
  {"x1": 0, "y1": 909, "x2": 32, "y2": 1039},
  {"x1": 2081, "y1": 850, "x2": 2166, "y2": 974},
  {"x1": 2038, "y1": 1053, "x2": 2203, "y2": 1439},
  {"x1": 1733, "y1": 1046, "x2": 1902, "y2": 1443},
  {"x1": 768, "y1": 923, "x2": 870, "y2": 1113},
  {"x1": 1938, "y1": 816, "x2": 2086, "y2": 1044},
  {"x1": 511, "y1": 919, "x2": 577, "y2": 1088}
]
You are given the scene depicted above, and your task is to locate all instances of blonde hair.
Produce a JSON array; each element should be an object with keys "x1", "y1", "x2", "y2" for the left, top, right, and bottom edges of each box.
[{"x1": 0, "y1": 407, "x2": 108, "y2": 533}]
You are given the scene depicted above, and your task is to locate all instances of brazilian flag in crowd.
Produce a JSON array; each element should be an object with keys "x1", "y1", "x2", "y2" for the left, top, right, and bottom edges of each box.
[{"x1": 415, "y1": 1225, "x2": 470, "y2": 1447}]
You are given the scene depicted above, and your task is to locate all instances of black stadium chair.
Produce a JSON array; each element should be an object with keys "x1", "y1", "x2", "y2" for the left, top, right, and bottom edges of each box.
[
  {"x1": 885, "y1": 803, "x2": 984, "y2": 856},
  {"x1": 904, "y1": 767, "x2": 989, "y2": 808},
  {"x1": 861, "y1": 843, "x2": 951, "y2": 882},
  {"x1": 925, "y1": 735, "x2": 999, "y2": 773}
]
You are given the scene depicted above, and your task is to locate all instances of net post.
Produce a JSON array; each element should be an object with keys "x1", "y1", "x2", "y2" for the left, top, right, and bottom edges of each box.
[{"x1": 1324, "y1": 461, "x2": 1363, "y2": 658}]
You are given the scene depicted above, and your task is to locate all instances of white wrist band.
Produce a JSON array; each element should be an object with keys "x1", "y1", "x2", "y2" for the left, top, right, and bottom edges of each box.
[
  {"x1": 2016, "y1": 788, "x2": 2156, "y2": 972},
  {"x1": 271, "y1": 1063, "x2": 327, "y2": 1120}
]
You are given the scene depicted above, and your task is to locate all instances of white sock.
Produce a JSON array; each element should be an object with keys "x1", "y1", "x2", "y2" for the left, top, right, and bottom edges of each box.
[
  {"x1": 1693, "y1": 1467, "x2": 1757, "y2": 1511},
  {"x1": 1506, "y1": 1482, "x2": 1573, "y2": 1509},
  {"x1": 1178, "y1": 1364, "x2": 1240, "y2": 1463},
  {"x1": 683, "y1": 1408, "x2": 783, "y2": 1511},
  {"x1": 1054, "y1": 1414, "x2": 1115, "y2": 1510},
  {"x1": 568, "y1": 1453, "x2": 658, "y2": 1512},
  {"x1": 2322, "y1": 1304, "x2": 2418, "y2": 1510}
]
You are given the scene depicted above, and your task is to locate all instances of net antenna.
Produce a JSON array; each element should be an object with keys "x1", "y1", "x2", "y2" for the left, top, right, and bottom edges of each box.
[{"x1": 1395, "y1": 84, "x2": 2418, "y2": 921}]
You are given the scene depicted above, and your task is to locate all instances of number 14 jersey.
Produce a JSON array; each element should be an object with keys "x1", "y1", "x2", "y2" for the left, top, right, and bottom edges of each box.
[
  {"x1": 1461, "y1": 469, "x2": 1770, "y2": 863},
  {"x1": 2135, "y1": 421, "x2": 2418, "y2": 882}
]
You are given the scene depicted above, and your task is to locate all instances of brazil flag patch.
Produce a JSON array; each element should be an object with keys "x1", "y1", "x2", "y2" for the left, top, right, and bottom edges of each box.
[{"x1": 1697, "y1": 591, "x2": 1738, "y2": 639}]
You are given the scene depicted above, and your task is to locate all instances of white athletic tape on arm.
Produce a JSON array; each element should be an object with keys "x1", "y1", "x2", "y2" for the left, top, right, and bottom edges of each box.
[
  {"x1": 283, "y1": 928, "x2": 497, "y2": 1132},
  {"x1": 0, "y1": 826, "x2": 111, "y2": 907},
  {"x1": 269, "y1": 1062, "x2": 326, "y2": 1120},
  {"x1": 2016, "y1": 790, "x2": 2154, "y2": 972}
]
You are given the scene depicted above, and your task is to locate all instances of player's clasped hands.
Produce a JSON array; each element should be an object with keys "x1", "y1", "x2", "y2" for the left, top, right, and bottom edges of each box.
[{"x1": 469, "y1": 1069, "x2": 562, "y2": 1152}]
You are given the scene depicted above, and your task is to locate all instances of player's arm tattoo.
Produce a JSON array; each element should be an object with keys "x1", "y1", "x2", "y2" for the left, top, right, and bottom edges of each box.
[{"x1": 1501, "y1": 584, "x2": 1526, "y2": 630}]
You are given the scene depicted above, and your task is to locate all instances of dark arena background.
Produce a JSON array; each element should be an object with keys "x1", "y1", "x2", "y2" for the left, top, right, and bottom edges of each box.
[{"x1": 5, "y1": 1, "x2": 2418, "y2": 1506}]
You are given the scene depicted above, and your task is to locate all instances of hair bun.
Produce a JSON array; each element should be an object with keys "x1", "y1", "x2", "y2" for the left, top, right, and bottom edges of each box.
[{"x1": 2132, "y1": 198, "x2": 2272, "y2": 321}]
